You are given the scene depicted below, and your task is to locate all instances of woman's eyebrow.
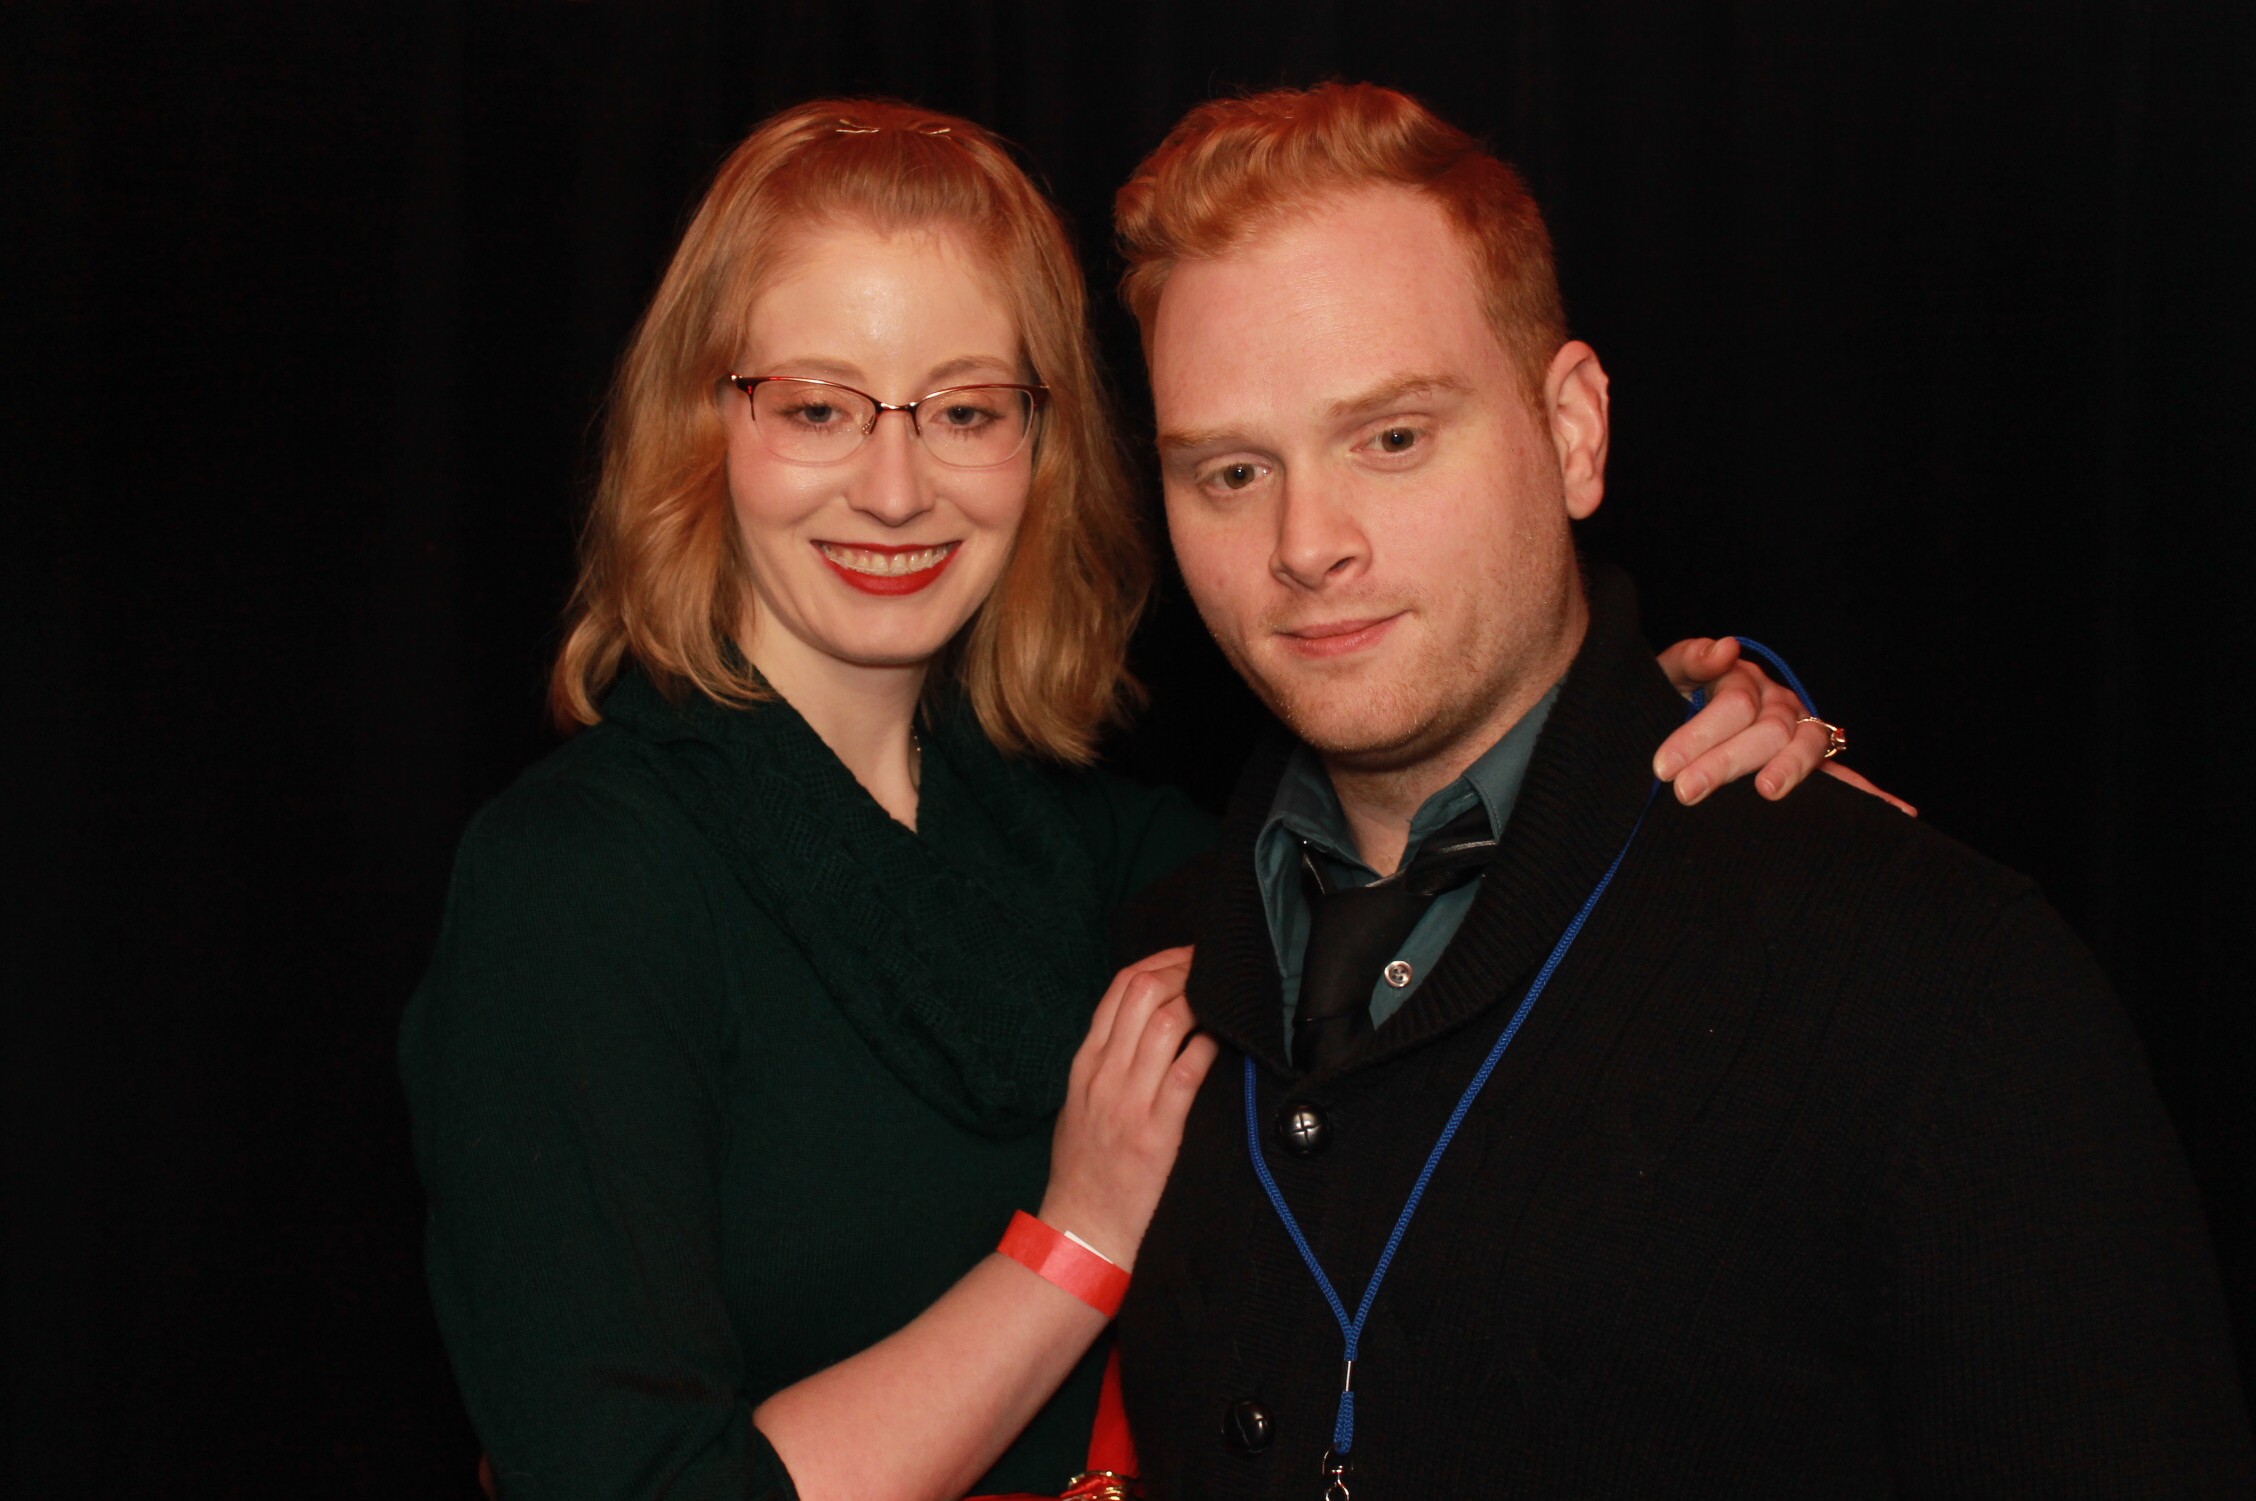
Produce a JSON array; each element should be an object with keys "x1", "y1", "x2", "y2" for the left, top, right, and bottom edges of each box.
[{"x1": 925, "y1": 353, "x2": 1021, "y2": 385}]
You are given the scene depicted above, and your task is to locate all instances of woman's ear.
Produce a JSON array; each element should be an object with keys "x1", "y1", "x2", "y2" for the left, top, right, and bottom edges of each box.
[{"x1": 1545, "y1": 340, "x2": 1610, "y2": 520}]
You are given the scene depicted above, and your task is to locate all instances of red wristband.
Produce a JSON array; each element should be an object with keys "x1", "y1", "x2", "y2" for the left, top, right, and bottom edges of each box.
[{"x1": 997, "y1": 1211, "x2": 1131, "y2": 1318}]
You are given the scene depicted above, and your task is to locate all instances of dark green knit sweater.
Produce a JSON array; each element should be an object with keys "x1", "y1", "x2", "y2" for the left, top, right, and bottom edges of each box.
[{"x1": 401, "y1": 674, "x2": 1214, "y2": 1499}]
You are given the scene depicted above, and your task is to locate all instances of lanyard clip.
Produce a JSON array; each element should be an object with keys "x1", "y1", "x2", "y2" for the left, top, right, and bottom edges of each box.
[{"x1": 1320, "y1": 1446, "x2": 1353, "y2": 1501}]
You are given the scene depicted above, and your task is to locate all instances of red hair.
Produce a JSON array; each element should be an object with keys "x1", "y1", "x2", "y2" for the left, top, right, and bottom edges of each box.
[
  {"x1": 553, "y1": 98, "x2": 1146, "y2": 763},
  {"x1": 1116, "y1": 83, "x2": 1568, "y2": 404}
]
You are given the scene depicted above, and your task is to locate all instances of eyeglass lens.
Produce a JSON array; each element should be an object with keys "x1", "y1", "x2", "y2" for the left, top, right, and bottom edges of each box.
[{"x1": 749, "y1": 380, "x2": 1036, "y2": 467}]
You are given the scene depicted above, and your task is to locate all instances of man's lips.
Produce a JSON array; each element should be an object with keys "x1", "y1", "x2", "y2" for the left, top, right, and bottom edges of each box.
[
  {"x1": 1276, "y1": 613, "x2": 1403, "y2": 659},
  {"x1": 815, "y1": 541, "x2": 960, "y2": 596}
]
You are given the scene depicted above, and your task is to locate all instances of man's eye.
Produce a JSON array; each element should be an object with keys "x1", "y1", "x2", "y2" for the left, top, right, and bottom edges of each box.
[
  {"x1": 1374, "y1": 426, "x2": 1420, "y2": 454},
  {"x1": 1214, "y1": 462, "x2": 1263, "y2": 491}
]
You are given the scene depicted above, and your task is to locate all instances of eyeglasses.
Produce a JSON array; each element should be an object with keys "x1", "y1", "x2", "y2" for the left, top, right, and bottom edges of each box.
[{"x1": 724, "y1": 375, "x2": 1049, "y2": 468}]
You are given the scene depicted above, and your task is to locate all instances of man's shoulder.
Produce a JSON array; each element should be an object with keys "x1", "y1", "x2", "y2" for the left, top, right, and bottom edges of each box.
[
  {"x1": 1690, "y1": 771, "x2": 2023, "y2": 888},
  {"x1": 1656, "y1": 771, "x2": 2074, "y2": 980}
]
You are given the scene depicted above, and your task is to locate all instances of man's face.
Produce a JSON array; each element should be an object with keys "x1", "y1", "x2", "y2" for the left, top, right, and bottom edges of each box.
[{"x1": 1151, "y1": 186, "x2": 1604, "y2": 779}]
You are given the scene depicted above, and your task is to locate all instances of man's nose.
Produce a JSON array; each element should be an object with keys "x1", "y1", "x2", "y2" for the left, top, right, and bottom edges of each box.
[
  {"x1": 1270, "y1": 473, "x2": 1367, "y2": 589},
  {"x1": 847, "y1": 410, "x2": 937, "y2": 527}
]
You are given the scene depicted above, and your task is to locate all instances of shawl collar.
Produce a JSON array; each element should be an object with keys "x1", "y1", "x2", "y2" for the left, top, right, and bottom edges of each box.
[
  {"x1": 602, "y1": 671, "x2": 1110, "y2": 1137},
  {"x1": 1187, "y1": 567, "x2": 1685, "y2": 1080}
]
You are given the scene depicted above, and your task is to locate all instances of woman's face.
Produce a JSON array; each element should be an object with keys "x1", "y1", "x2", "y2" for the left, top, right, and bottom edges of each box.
[{"x1": 723, "y1": 219, "x2": 1032, "y2": 697}]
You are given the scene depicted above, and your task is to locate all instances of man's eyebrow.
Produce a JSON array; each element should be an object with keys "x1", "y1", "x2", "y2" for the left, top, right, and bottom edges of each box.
[
  {"x1": 1156, "y1": 423, "x2": 1249, "y2": 456},
  {"x1": 1325, "y1": 372, "x2": 1473, "y2": 420},
  {"x1": 1156, "y1": 373, "x2": 1474, "y2": 456}
]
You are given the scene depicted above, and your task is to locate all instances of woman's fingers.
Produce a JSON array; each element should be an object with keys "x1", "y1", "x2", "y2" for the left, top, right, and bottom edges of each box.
[
  {"x1": 1122, "y1": 993, "x2": 1200, "y2": 1109},
  {"x1": 1653, "y1": 638, "x2": 1759, "y2": 780},
  {"x1": 1654, "y1": 648, "x2": 1819, "y2": 805},
  {"x1": 1078, "y1": 945, "x2": 1192, "y2": 1061},
  {"x1": 1653, "y1": 638, "x2": 1919, "y2": 815},
  {"x1": 1748, "y1": 716, "x2": 1834, "y2": 800},
  {"x1": 1655, "y1": 634, "x2": 1739, "y2": 696},
  {"x1": 1821, "y1": 760, "x2": 1918, "y2": 816},
  {"x1": 1161, "y1": 1032, "x2": 1221, "y2": 1111},
  {"x1": 1654, "y1": 665, "x2": 1776, "y2": 789},
  {"x1": 1043, "y1": 951, "x2": 1206, "y2": 1264},
  {"x1": 1097, "y1": 963, "x2": 1193, "y2": 1095}
]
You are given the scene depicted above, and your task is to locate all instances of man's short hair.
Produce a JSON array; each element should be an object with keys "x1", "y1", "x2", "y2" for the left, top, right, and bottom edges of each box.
[{"x1": 1116, "y1": 82, "x2": 1569, "y2": 406}]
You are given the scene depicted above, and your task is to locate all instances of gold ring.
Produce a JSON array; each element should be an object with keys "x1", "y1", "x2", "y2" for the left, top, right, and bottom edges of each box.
[{"x1": 1796, "y1": 715, "x2": 1848, "y2": 760}]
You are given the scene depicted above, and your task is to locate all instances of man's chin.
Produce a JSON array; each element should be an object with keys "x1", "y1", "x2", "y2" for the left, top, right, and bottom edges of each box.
[{"x1": 1261, "y1": 687, "x2": 1437, "y2": 773}]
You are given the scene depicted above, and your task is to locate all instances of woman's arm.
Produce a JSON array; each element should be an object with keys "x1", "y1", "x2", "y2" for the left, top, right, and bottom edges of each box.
[
  {"x1": 407, "y1": 784, "x2": 1210, "y2": 1501},
  {"x1": 753, "y1": 947, "x2": 1216, "y2": 1501},
  {"x1": 1652, "y1": 636, "x2": 1916, "y2": 815}
]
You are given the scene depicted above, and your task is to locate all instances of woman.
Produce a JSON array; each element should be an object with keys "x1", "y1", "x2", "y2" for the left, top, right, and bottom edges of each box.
[{"x1": 402, "y1": 97, "x2": 1850, "y2": 1501}]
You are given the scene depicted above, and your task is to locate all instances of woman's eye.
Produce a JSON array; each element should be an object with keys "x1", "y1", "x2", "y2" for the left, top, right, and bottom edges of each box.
[
  {"x1": 936, "y1": 403, "x2": 995, "y2": 430},
  {"x1": 784, "y1": 402, "x2": 841, "y2": 427},
  {"x1": 1374, "y1": 426, "x2": 1420, "y2": 454},
  {"x1": 1213, "y1": 462, "x2": 1263, "y2": 491}
]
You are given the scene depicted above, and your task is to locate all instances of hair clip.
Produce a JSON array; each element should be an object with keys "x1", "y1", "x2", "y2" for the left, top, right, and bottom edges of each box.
[
  {"x1": 834, "y1": 119, "x2": 880, "y2": 136},
  {"x1": 915, "y1": 124, "x2": 953, "y2": 136}
]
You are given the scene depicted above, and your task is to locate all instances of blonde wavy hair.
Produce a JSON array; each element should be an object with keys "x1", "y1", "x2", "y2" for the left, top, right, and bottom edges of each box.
[
  {"x1": 552, "y1": 98, "x2": 1147, "y2": 764},
  {"x1": 1116, "y1": 82, "x2": 1568, "y2": 408}
]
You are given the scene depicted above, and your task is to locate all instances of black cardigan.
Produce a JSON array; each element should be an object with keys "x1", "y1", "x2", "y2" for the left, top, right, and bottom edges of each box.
[{"x1": 1116, "y1": 572, "x2": 2252, "y2": 1499}]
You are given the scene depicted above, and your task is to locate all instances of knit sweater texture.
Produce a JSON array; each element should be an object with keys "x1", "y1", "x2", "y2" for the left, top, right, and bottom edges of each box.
[
  {"x1": 402, "y1": 672, "x2": 1214, "y2": 1500},
  {"x1": 1116, "y1": 570, "x2": 2254, "y2": 1499}
]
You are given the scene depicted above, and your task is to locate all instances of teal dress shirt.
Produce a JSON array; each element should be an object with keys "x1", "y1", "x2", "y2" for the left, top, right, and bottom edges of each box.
[{"x1": 1255, "y1": 685, "x2": 1560, "y2": 1050}]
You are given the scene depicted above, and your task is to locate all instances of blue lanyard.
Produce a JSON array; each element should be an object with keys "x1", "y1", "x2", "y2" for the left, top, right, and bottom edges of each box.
[
  {"x1": 1730, "y1": 639, "x2": 1823, "y2": 723},
  {"x1": 1240, "y1": 664, "x2": 1823, "y2": 1494},
  {"x1": 1242, "y1": 779, "x2": 1657, "y2": 1489}
]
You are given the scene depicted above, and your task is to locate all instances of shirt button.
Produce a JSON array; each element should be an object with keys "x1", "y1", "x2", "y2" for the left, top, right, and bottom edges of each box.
[
  {"x1": 1383, "y1": 959, "x2": 1414, "y2": 988},
  {"x1": 1223, "y1": 1398, "x2": 1275, "y2": 1453},
  {"x1": 1275, "y1": 1102, "x2": 1329, "y2": 1157}
]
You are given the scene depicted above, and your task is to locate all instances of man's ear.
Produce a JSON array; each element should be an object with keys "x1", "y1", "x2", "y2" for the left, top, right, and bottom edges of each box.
[{"x1": 1545, "y1": 340, "x2": 1610, "y2": 520}]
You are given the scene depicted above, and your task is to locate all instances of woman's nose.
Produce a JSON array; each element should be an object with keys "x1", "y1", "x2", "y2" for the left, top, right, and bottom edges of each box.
[{"x1": 847, "y1": 410, "x2": 937, "y2": 525}]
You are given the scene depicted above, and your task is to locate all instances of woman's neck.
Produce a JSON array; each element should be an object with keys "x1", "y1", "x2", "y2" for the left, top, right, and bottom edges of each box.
[{"x1": 745, "y1": 636, "x2": 927, "y2": 830}]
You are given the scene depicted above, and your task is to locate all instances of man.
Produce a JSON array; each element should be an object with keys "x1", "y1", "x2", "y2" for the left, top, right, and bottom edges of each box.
[{"x1": 1110, "y1": 83, "x2": 2251, "y2": 1496}]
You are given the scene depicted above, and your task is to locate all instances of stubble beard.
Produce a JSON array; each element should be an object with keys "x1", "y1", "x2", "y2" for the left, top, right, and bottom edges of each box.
[{"x1": 1220, "y1": 550, "x2": 1586, "y2": 787}]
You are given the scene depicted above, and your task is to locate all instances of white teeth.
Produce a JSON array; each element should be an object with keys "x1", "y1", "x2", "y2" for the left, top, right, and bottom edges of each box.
[{"x1": 818, "y1": 543, "x2": 955, "y2": 576}]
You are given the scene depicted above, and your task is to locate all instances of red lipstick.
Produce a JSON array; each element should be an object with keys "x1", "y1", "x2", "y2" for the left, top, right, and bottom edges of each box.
[{"x1": 816, "y1": 541, "x2": 959, "y2": 596}]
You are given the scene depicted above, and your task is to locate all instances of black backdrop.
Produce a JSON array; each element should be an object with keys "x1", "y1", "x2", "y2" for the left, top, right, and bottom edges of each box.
[{"x1": 7, "y1": 3, "x2": 2251, "y2": 1493}]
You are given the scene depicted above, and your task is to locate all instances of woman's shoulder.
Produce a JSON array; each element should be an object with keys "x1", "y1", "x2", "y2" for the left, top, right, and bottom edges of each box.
[
  {"x1": 438, "y1": 720, "x2": 731, "y2": 934},
  {"x1": 406, "y1": 724, "x2": 738, "y2": 1069}
]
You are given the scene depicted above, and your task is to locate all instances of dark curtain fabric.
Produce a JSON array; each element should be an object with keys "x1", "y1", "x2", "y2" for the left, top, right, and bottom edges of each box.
[{"x1": 7, "y1": 2, "x2": 2248, "y2": 1492}]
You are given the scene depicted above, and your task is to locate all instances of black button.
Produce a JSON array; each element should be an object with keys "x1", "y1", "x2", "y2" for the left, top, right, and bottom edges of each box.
[
  {"x1": 1275, "y1": 1102, "x2": 1329, "y2": 1156},
  {"x1": 1223, "y1": 1398, "x2": 1274, "y2": 1453}
]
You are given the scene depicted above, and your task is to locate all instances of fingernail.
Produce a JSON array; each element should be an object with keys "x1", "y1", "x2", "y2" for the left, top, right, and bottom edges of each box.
[
  {"x1": 1678, "y1": 772, "x2": 1708, "y2": 804},
  {"x1": 1653, "y1": 751, "x2": 1682, "y2": 779},
  {"x1": 1757, "y1": 775, "x2": 1779, "y2": 799}
]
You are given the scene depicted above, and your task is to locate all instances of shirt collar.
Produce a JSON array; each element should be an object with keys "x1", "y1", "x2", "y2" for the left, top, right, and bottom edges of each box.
[{"x1": 1256, "y1": 684, "x2": 1561, "y2": 935}]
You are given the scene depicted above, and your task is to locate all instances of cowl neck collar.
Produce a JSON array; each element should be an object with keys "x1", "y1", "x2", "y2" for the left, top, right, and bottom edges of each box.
[{"x1": 603, "y1": 670, "x2": 1108, "y2": 1138}]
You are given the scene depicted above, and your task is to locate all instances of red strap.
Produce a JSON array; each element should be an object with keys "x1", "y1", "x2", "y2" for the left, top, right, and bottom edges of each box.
[{"x1": 997, "y1": 1211, "x2": 1132, "y2": 1319}]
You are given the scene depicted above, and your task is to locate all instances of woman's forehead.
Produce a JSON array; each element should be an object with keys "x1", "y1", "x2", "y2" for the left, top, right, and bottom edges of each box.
[{"x1": 731, "y1": 217, "x2": 1029, "y2": 374}]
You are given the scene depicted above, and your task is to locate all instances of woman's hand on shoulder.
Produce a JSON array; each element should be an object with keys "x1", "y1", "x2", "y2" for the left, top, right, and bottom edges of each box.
[
  {"x1": 1653, "y1": 637, "x2": 1916, "y2": 816},
  {"x1": 1039, "y1": 946, "x2": 1217, "y2": 1270}
]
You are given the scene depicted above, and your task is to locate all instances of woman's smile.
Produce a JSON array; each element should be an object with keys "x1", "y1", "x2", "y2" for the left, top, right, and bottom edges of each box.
[{"x1": 815, "y1": 539, "x2": 961, "y2": 594}]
